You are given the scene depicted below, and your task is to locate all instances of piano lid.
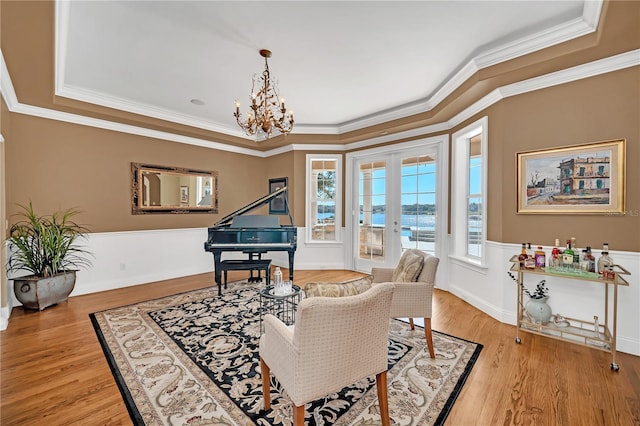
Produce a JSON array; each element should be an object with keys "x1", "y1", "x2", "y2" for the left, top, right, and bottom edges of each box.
[{"x1": 214, "y1": 186, "x2": 293, "y2": 227}]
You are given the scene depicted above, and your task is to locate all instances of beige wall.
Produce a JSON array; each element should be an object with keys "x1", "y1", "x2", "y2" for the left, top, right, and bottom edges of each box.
[
  {"x1": 4, "y1": 114, "x2": 267, "y2": 232},
  {"x1": 3, "y1": 69, "x2": 639, "y2": 252},
  {"x1": 265, "y1": 151, "x2": 297, "y2": 225},
  {"x1": 1, "y1": 0, "x2": 638, "y2": 254},
  {"x1": 487, "y1": 67, "x2": 638, "y2": 251}
]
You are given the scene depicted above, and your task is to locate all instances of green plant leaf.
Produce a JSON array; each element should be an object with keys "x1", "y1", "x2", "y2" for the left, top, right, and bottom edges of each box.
[{"x1": 6, "y1": 202, "x2": 93, "y2": 278}]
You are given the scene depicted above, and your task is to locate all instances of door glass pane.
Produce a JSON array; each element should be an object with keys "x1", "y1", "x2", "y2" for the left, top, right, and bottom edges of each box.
[
  {"x1": 401, "y1": 155, "x2": 436, "y2": 254},
  {"x1": 359, "y1": 161, "x2": 386, "y2": 260}
]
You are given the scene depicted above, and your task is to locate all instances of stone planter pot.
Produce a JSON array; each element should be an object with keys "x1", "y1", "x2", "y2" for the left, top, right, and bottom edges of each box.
[{"x1": 13, "y1": 271, "x2": 77, "y2": 311}]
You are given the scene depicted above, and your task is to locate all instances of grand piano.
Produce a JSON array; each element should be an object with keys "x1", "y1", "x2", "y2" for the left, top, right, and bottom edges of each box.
[{"x1": 204, "y1": 186, "x2": 297, "y2": 295}]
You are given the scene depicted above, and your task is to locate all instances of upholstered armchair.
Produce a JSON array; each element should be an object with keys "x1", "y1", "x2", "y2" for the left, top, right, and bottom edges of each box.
[
  {"x1": 259, "y1": 283, "x2": 395, "y2": 426},
  {"x1": 371, "y1": 249, "x2": 440, "y2": 358}
]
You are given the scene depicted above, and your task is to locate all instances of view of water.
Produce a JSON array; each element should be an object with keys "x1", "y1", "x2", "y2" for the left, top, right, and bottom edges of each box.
[
  {"x1": 365, "y1": 213, "x2": 436, "y2": 228},
  {"x1": 318, "y1": 212, "x2": 435, "y2": 227},
  {"x1": 317, "y1": 212, "x2": 481, "y2": 234}
]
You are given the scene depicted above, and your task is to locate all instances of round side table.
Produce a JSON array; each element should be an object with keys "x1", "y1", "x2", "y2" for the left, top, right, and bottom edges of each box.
[{"x1": 259, "y1": 284, "x2": 302, "y2": 331}]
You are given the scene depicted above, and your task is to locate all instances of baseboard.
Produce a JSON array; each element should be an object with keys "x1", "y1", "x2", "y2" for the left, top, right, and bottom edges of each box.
[
  {"x1": 616, "y1": 335, "x2": 640, "y2": 357},
  {"x1": 448, "y1": 283, "x2": 516, "y2": 325},
  {"x1": 71, "y1": 266, "x2": 214, "y2": 297},
  {"x1": 293, "y1": 261, "x2": 346, "y2": 270}
]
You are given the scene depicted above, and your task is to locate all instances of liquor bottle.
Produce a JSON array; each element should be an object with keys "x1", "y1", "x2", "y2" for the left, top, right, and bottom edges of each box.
[
  {"x1": 585, "y1": 246, "x2": 596, "y2": 273},
  {"x1": 579, "y1": 249, "x2": 589, "y2": 271},
  {"x1": 573, "y1": 249, "x2": 581, "y2": 265},
  {"x1": 562, "y1": 240, "x2": 574, "y2": 268},
  {"x1": 535, "y1": 246, "x2": 546, "y2": 268},
  {"x1": 518, "y1": 243, "x2": 528, "y2": 267},
  {"x1": 549, "y1": 240, "x2": 561, "y2": 269},
  {"x1": 524, "y1": 243, "x2": 536, "y2": 269},
  {"x1": 570, "y1": 237, "x2": 580, "y2": 265},
  {"x1": 597, "y1": 243, "x2": 614, "y2": 277}
]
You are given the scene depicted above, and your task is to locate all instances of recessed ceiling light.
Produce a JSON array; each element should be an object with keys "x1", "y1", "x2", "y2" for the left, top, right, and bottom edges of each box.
[
  {"x1": 190, "y1": 99, "x2": 205, "y2": 106},
  {"x1": 381, "y1": 131, "x2": 389, "y2": 135}
]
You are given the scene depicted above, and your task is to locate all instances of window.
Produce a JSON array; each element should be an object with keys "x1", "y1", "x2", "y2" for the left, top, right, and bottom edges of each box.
[
  {"x1": 467, "y1": 145, "x2": 482, "y2": 257},
  {"x1": 306, "y1": 154, "x2": 342, "y2": 242},
  {"x1": 452, "y1": 117, "x2": 487, "y2": 265}
]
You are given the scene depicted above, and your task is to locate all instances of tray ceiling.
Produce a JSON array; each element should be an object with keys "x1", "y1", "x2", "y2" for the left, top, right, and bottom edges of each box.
[{"x1": 56, "y1": 1, "x2": 596, "y2": 140}]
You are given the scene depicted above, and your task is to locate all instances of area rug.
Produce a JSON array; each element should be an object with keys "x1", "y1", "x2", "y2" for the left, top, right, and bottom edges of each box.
[{"x1": 90, "y1": 280, "x2": 482, "y2": 425}]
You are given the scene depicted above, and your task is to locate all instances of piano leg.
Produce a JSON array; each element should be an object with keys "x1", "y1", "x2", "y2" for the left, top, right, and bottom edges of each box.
[
  {"x1": 213, "y1": 252, "x2": 223, "y2": 296},
  {"x1": 287, "y1": 251, "x2": 295, "y2": 282}
]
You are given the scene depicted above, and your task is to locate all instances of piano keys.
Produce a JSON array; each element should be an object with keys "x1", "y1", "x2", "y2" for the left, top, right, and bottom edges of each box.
[{"x1": 204, "y1": 186, "x2": 297, "y2": 295}]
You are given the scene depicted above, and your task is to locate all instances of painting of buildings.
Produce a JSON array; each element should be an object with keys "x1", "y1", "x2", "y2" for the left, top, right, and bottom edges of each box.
[{"x1": 526, "y1": 152, "x2": 611, "y2": 205}]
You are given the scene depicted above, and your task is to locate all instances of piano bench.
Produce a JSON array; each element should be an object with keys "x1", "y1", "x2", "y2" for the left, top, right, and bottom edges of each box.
[{"x1": 220, "y1": 259, "x2": 272, "y2": 289}]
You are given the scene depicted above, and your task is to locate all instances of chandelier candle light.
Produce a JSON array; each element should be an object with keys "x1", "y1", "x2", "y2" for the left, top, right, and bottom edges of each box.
[{"x1": 234, "y1": 49, "x2": 294, "y2": 139}]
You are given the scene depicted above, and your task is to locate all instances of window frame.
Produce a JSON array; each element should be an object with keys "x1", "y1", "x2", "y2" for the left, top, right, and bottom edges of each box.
[
  {"x1": 451, "y1": 116, "x2": 488, "y2": 267},
  {"x1": 305, "y1": 153, "x2": 342, "y2": 244}
]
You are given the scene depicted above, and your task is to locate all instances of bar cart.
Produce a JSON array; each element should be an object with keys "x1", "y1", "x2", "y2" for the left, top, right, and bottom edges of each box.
[{"x1": 510, "y1": 255, "x2": 630, "y2": 371}]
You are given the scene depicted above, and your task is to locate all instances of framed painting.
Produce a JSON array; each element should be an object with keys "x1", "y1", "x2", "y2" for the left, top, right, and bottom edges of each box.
[
  {"x1": 517, "y1": 139, "x2": 625, "y2": 214},
  {"x1": 269, "y1": 177, "x2": 288, "y2": 215}
]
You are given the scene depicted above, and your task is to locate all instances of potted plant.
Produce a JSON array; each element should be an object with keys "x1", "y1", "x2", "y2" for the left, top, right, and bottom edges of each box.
[
  {"x1": 522, "y1": 279, "x2": 552, "y2": 324},
  {"x1": 521, "y1": 279, "x2": 549, "y2": 300},
  {"x1": 508, "y1": 273, "x2": 552, "y2": 324},
  {"x1": 6, "y1": 202, "x2": 92, "y2": 310}
]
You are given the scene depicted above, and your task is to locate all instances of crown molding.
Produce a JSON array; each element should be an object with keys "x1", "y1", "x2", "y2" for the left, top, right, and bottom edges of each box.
[
  {"x1": 53, "y1": 0, "x2": 248, "y2": 140},
  {"x1": 290, "y1": 124, "x2": 341, "y2": 135},
  {"x1": 339, "y1": 0, "x2": 602, "y2": 133},
  {"x1": 473, "y1": 14, "x2": 600, "y2": 70},
  {"x1": 0, "y1": 49, "x2": 19, "y2": 111},
  {"x1": 349, "y1": 49, "x2": 639, "y2": 152},
  {"x1": 52, "y1": 1, "x2": 603, "y2": 138},
  {"x1": 2, "y1": 46, "x2": 638, "y2": 158},
  {"x1": 498, "y1": 48, "x2": 640, "y2": 98},
  {"x1": 56, "y1": 84, "x2": 249, "y2": 139}
]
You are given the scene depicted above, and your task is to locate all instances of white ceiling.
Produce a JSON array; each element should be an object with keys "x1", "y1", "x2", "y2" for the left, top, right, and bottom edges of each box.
[{"x1": 56, "y1": 1, "x2": 596, "y2": 140}]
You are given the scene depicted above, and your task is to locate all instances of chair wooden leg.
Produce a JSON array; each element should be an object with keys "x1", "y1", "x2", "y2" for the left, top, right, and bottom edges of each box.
[
  {"x1": 293, "y1": 404, "x2": 305, "y2": 426},
  {"x1": 425, "y1": 318, "x2": 435, "y2": 358},
  {"x1": 260, "y1": 358, "x2": 271, "y2": 410},
  {"x1": 409, "y1": 318, "x2": 415, "y2": 330},
  {"x1": 376, "y1": 371, "x2": 391, "y2": 426}
]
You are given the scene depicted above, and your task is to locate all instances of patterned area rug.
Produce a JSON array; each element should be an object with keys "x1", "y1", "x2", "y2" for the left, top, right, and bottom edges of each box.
[{"x1": 90, "y1": 281, "x2": 482, "y2": 425}]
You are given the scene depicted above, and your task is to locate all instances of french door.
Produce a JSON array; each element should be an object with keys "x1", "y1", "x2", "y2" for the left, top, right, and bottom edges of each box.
[{"x1": 349, "y1": 139, "x2": 445, "y2": 273}]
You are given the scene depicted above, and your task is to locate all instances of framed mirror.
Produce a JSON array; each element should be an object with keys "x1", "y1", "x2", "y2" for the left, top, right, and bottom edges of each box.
[{"x1": 131, "y1": 163, "x2": 218, "y2": 214}]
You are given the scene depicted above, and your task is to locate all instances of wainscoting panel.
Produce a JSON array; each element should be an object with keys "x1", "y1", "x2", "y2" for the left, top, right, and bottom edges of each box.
[
  {"x1": 3, "y1": 229, "x2": 637, "y2": 356},
  {"x1": 52, "y1": 228, "x2": 213, "y2": 297}
]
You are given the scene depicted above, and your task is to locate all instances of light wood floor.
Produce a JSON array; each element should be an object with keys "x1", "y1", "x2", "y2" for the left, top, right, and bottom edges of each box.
[{"x1": 1, "y1": 270, "x2": 639, "y2": 425}]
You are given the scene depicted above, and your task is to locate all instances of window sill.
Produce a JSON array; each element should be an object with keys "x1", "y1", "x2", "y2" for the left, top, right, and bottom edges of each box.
[
  {"x1": 448, "y1": 254, "x2": 489, "y2": 274},
  {"x1": 304, "y1": 240, "x2": 343, "y2": 247}
]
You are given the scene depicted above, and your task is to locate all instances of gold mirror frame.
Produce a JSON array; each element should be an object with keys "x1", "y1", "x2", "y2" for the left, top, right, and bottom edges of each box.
[{"x1": 131, "y1": 163, "x2": 218, "y2": 214}]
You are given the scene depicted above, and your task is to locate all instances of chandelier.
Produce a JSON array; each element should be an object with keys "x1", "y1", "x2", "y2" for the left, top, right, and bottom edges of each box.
[{"x1": 234, "y1": 49, "x2": 294, "y2": 139}]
